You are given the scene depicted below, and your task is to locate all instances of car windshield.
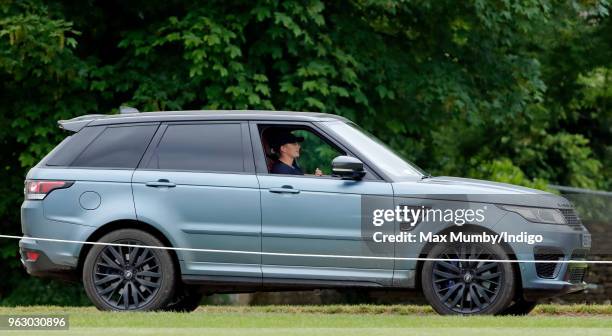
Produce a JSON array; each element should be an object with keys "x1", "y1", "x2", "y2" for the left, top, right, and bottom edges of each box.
[{"x1": 324, "y1": 121, "x2": 426, "y2": 179}]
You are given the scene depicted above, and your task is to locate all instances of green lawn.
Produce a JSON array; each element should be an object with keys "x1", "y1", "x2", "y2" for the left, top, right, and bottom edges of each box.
[{"x1": 1, "y1": 305, "x2": 612, "y2": 336}]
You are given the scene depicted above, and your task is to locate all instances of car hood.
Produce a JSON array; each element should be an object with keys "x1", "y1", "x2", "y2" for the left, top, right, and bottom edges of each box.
[{"x1": 392, "y1": 176, "x2": 571, "y2": 209}]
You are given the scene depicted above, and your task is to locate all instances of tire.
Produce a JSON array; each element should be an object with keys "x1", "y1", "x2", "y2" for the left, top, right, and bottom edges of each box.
[
  {"x1": 163, "y1": 285, "x2": 204, "y2": 312},
  {"x1": 421, "y1": 241, "x2": 515, "y2": 315},
  {"x1": 500, "y1": 298, "x2": 538, "y2": 315},
  {"x1": 82, "y1": 229, "x2": 177, "y2": 311}
]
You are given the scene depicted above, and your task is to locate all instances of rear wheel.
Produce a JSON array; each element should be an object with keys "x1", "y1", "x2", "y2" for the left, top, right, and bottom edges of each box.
[
  {"x1": 82, "y1": 229, "x2": 177, "y2": 311},
  {"x1": 421, "y1": 241, "x2": 515, "y2": 315}
]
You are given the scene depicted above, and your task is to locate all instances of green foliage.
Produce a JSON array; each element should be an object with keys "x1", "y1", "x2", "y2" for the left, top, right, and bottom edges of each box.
[
  {"x1": 293, "y1": 129, "x2": 342, "y2": 175},
  {"x1": 0, "y1": 277, "x2": 90, "y2": 306},
  {"x1": 0, "y1": 0, "x2": 609, "y2": 305},
  {"x1": 467, "y1": 158, "x2": 551, "y2": 192}
]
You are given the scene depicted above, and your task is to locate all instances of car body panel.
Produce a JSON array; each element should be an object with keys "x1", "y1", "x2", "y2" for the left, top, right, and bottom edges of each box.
[
  {"x1": 21, "y1": 168, "x2": 136, "y2": 268},
  {"x1": 258, "y1": 174, "x2": 395, "y2": 285},
  {"x1": 132, "y1": 170, "x2": 262, "y2": 279}
]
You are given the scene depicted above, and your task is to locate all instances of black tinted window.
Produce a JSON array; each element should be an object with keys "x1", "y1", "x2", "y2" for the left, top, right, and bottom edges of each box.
[
  {"x1": 71, "y1": 125, "x2": 157, "y2": 168},
  {"x1": 149, "y1": 123, "x2": 244, "y2": 172},
  {"x1": 45, "y1": 126, "x2": 104, "y2": 166}
]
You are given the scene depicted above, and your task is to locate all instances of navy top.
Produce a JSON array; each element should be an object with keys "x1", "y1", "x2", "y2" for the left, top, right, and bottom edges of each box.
[{"x1": 271, "y1": 161, "x2": 304, "y2": 175}]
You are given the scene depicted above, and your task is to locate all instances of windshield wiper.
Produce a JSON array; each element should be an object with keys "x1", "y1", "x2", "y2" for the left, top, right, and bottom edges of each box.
[{"x1": 421, "y1": 173, "x2": 433, "y2": 180}]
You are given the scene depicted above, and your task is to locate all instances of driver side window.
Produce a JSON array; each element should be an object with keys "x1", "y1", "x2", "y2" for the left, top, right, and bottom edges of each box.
[
  {"x1": 292, "y1": 129, "x2": 343, "y2": 176},
  {"x1": 259, "y1": 125, "x2": 345, "y2": 176}
]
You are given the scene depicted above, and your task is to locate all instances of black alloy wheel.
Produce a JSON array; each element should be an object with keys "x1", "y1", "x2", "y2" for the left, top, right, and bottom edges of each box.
[
  {"x1": 92, "y1": 240, "x2": 161, "y2": 310},
  {"x1": 422, "y1": 241, "x2": 516, "y2": 315},
  {"x1": 83, "y1": 229, "x2": 177, "y2": 311}
]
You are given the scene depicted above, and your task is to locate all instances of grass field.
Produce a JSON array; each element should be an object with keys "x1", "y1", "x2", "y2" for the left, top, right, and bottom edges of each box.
[{"x1": 1, "y1": 305, "x2": 612, "y2": 336}]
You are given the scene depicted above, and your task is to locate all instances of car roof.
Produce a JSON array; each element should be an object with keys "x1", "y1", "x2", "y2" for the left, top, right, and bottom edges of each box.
[{"x1": 59, "y1": 110, "x2": 350, "y2": 132}]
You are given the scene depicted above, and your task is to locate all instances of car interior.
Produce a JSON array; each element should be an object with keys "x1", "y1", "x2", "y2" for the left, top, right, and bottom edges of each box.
[{"x1": 258, "y1": 125, "x2": 345, "y2": 175}]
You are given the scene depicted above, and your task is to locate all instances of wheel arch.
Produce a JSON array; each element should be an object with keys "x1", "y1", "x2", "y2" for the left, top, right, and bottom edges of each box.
[{"x1": 77, "y1": 219, "x2": 182, "y2": 278}]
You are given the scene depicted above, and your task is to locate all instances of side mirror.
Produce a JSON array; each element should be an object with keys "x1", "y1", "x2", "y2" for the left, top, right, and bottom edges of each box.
[{"x1": 332, "y1": 156, "x2": 366, "y2": 180}]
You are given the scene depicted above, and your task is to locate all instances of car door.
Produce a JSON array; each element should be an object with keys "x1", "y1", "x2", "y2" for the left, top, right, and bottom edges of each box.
[
  {"x1": 132, "y1": 121, "x2": 262, "y2": 281},
  {"x1": 251, "y1": 121, "x2": 395, "y2": 286}
]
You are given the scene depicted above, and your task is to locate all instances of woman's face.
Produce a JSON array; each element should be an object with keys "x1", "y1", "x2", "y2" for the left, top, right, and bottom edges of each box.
[{"x1": 280, "y1": 142, "x2": 301, "y2": 159}]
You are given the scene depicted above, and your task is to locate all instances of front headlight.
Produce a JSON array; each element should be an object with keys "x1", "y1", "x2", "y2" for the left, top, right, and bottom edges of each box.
[{"x1": 501, "y1": 205, "x2": 567, "y2": 224}]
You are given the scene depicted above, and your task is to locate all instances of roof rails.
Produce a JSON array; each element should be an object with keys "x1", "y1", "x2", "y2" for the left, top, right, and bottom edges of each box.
[{"x1": 120, "y1": 106, "x2": 139, "y2": 114}]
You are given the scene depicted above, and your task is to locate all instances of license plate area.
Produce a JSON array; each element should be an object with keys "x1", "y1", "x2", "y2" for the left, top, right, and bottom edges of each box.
[{"x1": 582, "y1": 233, "x2": 592, "y2": 248}]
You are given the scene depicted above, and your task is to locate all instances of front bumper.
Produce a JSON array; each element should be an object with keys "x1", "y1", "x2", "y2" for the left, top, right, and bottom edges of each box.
[
  {"x1": 523, "y1": 282, "x2": 588, "y2": 301},
  {"x1": 494, "y1": 212, "x2": 591, "y2": 300},
  {"x1": 519, "y1": 256, "x2": 589, "y2": 301}
]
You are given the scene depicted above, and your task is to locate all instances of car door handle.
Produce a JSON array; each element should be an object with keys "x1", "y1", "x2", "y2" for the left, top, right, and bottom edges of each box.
[
  {"x1": 145, "y1": 179, "x2": 176, "y2": 188},
  {"x1": 269, "y1": 185, "x2": 300, "y2": 194}
]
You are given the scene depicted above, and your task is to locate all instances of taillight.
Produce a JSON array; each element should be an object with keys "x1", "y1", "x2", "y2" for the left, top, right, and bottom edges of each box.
[
  {"x1": 25, "y1": 251, "x2": 40, "y2": 262},
  {"x1": 24, "y1": 180, "x2": 74, "y2": 200}
]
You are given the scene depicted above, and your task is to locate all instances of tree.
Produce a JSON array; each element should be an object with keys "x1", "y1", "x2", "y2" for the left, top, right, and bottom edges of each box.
[{"x1": 0, "y1": 0, "x2": 609, "y2": 304}]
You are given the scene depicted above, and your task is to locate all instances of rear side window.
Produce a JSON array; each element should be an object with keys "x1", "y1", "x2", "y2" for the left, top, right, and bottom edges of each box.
[
  {"x1": 147, "y1": 123, "x2": 244, "y2": 172},
  {"x1": 70, "y1": 124, "x2": 158, "y2": 168},
  {"x1": 45, "y1": 126, "x2": 104, "y2": 166}
]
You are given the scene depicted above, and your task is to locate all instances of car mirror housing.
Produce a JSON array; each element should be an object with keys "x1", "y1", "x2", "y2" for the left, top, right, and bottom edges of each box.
[{"x1": 332, "y1": 155, "x2": 366, "y2": 180}]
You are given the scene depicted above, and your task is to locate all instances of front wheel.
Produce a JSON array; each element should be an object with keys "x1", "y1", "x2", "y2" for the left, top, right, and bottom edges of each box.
[
  {"x1": 82, "y1": 229, "x2": 177, "y2": 311},
  {"x1": 421, "y1": 241, "x2": 516, "y2": 315}
]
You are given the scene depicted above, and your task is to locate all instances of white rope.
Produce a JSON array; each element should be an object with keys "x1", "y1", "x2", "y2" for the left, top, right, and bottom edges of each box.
[{"x1": 4, "y1": 234, "x2": 608, "y2": 264}]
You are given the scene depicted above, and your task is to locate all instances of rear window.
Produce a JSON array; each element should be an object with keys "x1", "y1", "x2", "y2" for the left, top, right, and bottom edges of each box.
[
  {"x1": 147, "y1": 123, "x2": 244, "y2": 172},
  {"x1": 69, "y1": 124, "x2": 158, "y2": 168}
]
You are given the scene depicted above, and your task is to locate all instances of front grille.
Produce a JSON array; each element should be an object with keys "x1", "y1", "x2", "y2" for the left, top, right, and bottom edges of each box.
[
  {"x1": 560, "y1": 208, "x2": 584, "y2": 231},
  {"x1": 568, "y1": 267, "x2": 587, "y2": 283},
  {"x1": 571, "y1": 249, "x2": 588, "y2": 260},
  {"x1": 534, "y1": 247, "x2": 564, "y2": 279},
  {"x1": 567, "y1": 249, "x2": 588, "y2": 284}
]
